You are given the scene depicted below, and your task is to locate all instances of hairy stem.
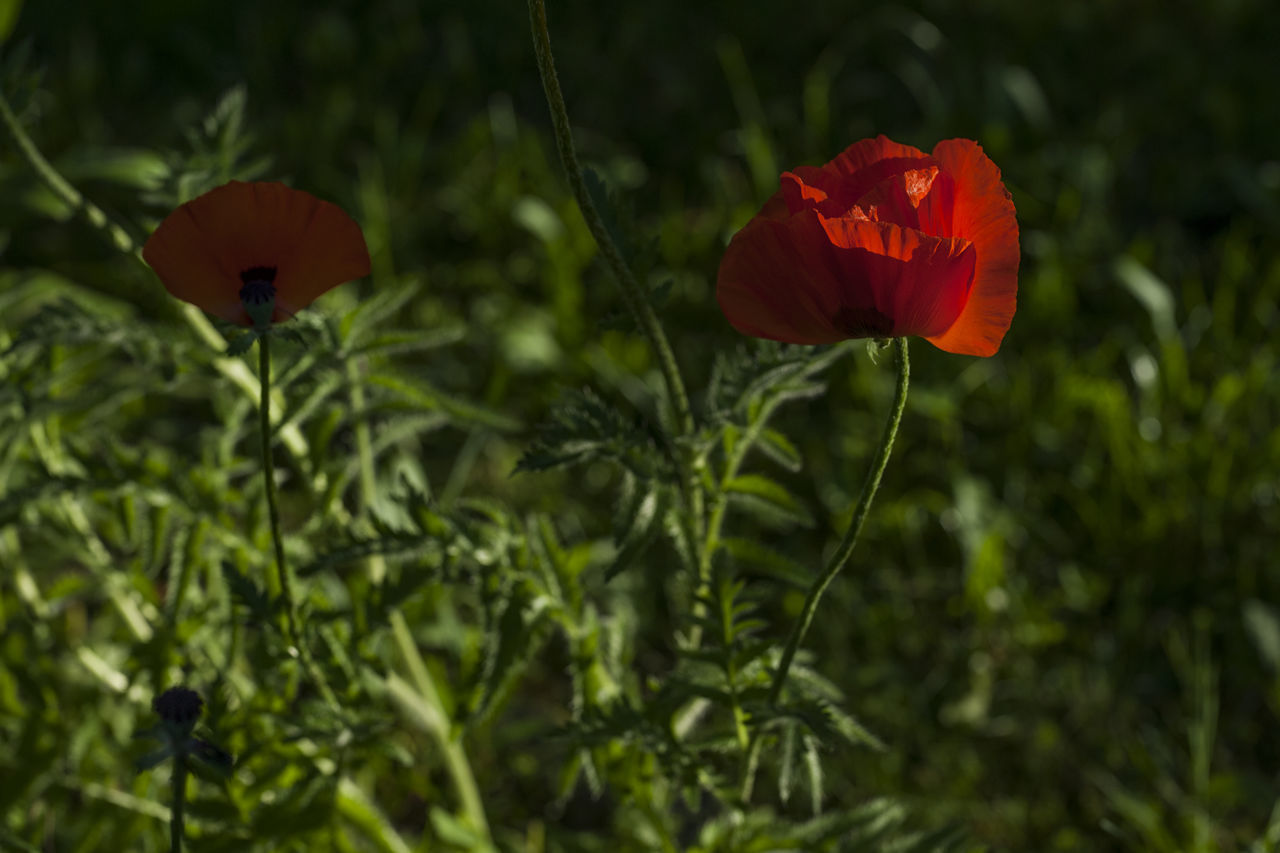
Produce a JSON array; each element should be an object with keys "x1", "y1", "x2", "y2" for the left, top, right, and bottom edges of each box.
[
  {"x1": 741, "y1": 337, "x2": 910, "y2": 801},
  {"x1": 527, "y1": 0, "x2": 704, "y2": 541},
  {"x1": 170, "y1": 754, "x2": 187, "y2": 853}
]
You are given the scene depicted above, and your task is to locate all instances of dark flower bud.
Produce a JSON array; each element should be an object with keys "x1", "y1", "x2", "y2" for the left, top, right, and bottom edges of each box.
[{"x1": 154, "y1": 687, "x2": 203, "y2": 728}]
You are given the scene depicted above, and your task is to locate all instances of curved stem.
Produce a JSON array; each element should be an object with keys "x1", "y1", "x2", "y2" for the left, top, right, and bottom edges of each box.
[
  {"x1": 741, "y1": 337, "x2": 910, "y2": 800},
  {"x1": 527, "y1": 0, "x2": 704, "y2": 541},
  {"x1": 258, "y1": 335, "x2": 339, "y2": 711},
  {"x1": 170, "y1": 754, "x2": 187, "y2": 853}
]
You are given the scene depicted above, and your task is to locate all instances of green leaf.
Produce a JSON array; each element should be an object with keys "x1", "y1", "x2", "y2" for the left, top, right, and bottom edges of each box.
[
  {"x1": 368, "y1": 372, "x2": 520, "y2": 431},
  {"x1": 340, "y1": 279, "x2": 423, "y2": 346},
  {"x1": 348, "y1": 326, "x2": 466, "y2": 359},
  {"x1": 605, "y1": 481, "x2": 665, "y2": 582},
  {"x1": 757, "y1": 427, "x2": 803, "y2": 472},
  {"x1": 718, "y1": 537, "x2": 811, "y2": 587},
  {"x1": 516, "y1": 386, "x2": 671, "y2": 480},
  {"x1": 803, "y1": 732, "x2": 823, "y2": 815},
  {"x1": 336, "y1": 777, "x2": 414, "y2": 853},
  {"x1": 722, "y1": 474, "x2": 813, "y2": 527},
  {"x1": 430, "y1": 806, "x2": 497, "y2": 852}
]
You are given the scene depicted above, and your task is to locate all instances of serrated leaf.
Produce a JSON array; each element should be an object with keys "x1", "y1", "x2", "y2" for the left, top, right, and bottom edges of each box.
[
  {"x1": 468, "y1": 589, "x2": 547, "y2": 726},
  {"x1": 605, "y1": 484, "x2": 664, "y2": 582},
  {"x1": 348, "y1": 325, "x2": 466, "y2": 359},
  {"x1": 429, "y1": 807, "x2": 495, "y2": 851},
  {"x1": 369, "y1": 372, "x2": 521, "y2": 430},
  {"x1": 723, "y1": 474, "x2": 813, "y2": 527},
  {"x1": 516, "y1": 386, "x2": 671, "y2": 480},
  {"x1": 340, "y1": 279, "x2": 423, "y2": 345},
  {"x1": 220, "y1": 561, "x2": 273, "y2": 622},
  {"x1": 803, "y1": 732, "x2": 823, "y2": 815},
  {"x1": 778, "y1": 721, "x2": 798, "y2": 805},
  {"x1": 718, "y1": 537, "x2": 811, "y2": 587},
  {"x1": 758, "y1": 427, "x2": 803, "y2": 472},
  {"x1": 582, "y1": 167, "x2": 631, "y2": 263}
]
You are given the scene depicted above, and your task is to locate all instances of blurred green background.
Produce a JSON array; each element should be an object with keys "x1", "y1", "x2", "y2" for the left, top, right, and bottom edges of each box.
[{"x1": 2, "y1": 0, "x2": 1279, "y2": 850}]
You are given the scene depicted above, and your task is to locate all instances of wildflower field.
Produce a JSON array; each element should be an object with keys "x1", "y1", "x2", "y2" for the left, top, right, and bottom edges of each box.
[{"x1": 2, "y1": 0, "x2": 1278, "y2": 850}]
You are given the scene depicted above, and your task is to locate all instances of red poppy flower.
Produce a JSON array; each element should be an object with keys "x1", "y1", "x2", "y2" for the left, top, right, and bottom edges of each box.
[
  {"x1": 717, "y1": 135, "x2": 1019, "y2": 356},
  {"x1": 142, "y1": 181, "x2": 371, "y2": 327}
]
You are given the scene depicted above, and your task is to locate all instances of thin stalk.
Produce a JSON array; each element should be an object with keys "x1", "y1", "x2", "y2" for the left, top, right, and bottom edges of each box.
[
  {"x1": 258, "y1": 334, "x2": 339, "y2": 711},
  {"x1": 741, "y1": 337, "x2": 910, "y2": 801},
  {"x1": 169, "y1": 754, "x2": 187, "y2": 853},
  {"x1": 527, "y1": 0, "x2": 704, "y2": 541}
]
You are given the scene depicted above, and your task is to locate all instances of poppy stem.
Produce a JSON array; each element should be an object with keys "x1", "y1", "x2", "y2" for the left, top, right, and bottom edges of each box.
[
  {"x1": 169, "y1": 752, "x2": 187, "y2": 853},
  {"x1": 257, "y1": 334, "x2": 340, "y2": 712},
  {"x1": 741, "y1": 336, "x2": 910, "y2": 801},
  {"x1": 527, "y1": 0, "x2": 705, "y2": 545}
]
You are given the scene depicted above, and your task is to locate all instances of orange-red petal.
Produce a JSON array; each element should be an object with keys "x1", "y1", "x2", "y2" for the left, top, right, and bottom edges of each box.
[
  {"x1": 142, "y1": 181, "x2": 370, "y2": 326},
  {"x1": 823, "y1": 135, "x2": 928, "y2": 178},
  {"x1": 819, "y1": 217, "x2": 975, "y2": 338},
  {"x1": 716, "y1": 207, "x2": 975, "y2": 344},
  {"x1": 919, "y1": 140, "x2": 1019, "y2": 356},
  {"x1": 717, "y1": 210, "x2": 849, "y2": 344}
]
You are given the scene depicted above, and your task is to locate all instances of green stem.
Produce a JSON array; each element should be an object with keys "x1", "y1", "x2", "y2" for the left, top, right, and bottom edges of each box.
[
  {"x1": 170, "y1": 754, "x2": 187, "y2": 853},
  {"x1": 741, "y1": 337, "x2": 910, "y2": 800},
  {"x1": 527, "y1": 0, "x2": 704, "y2": 541},
  {"x1": 258, "y1": 334, "x2": 339, "y2": 711}
]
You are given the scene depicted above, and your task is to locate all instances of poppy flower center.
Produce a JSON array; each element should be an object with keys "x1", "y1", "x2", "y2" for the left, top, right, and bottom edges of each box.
[{"x1": 238, "y1": 266, "x2": 278, "y2": 306}]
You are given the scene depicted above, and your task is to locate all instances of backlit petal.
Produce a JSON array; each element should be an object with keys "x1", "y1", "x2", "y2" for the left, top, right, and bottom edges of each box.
[
  {"x1": 921, "y1": 140, "x2": 1019, "y2": 356},
  {"x1": 717, "y1": 210, "x2": 850, "y2": 344},
  {"x1": 143, "y1": 181, "x2": 370, "y2": 326},
  {"x1": 819, "y1": 217, "x2": 975, "y2": 338},
  {"x1": 824, "y1": 135, "x2": 928, "y2": 178},
  {"x1": 717, "y1": 209, "x2": 976, "y2": 344}
]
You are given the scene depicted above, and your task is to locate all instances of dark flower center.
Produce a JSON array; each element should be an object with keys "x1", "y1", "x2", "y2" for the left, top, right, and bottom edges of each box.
[
  {"x1": 154, "y1": 686, "x2": 203, "y2": 724},
  {"x1": 834, "y1": 306, "x2": 895, "y2": 338},
  {"x1": 239, "y1": 266, "x2": 278, "y2": 306}
]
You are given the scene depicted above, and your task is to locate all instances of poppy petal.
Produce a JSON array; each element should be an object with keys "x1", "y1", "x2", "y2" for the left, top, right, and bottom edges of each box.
[
  {"x1": 789, "y1": 155, "x2": 937, "y2": 222},
  {"x1": 819, "y1": 218, "x2": 975, "y2": 338},
  {"x1": 272, "y1": 201, "x2": 371, "y2": 318},
  {"x1": 143, "y1": 181, "x2": 370, "y2": 326},
  {"x1": 142, "y1": 193, "x2": 249, "y2": 324},
  {"x1": 717, "y1": 210, "x2": 850, "y2": 344},
  {"x1": 920, "y1": 140, "x2": 1019, "y2": 356},
  {"x1": 717, "y1": 208, "x2": 976, "y2": 344},
  {"x1": 824, "y1": 135, "x2": 928, "y2": 178}
]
